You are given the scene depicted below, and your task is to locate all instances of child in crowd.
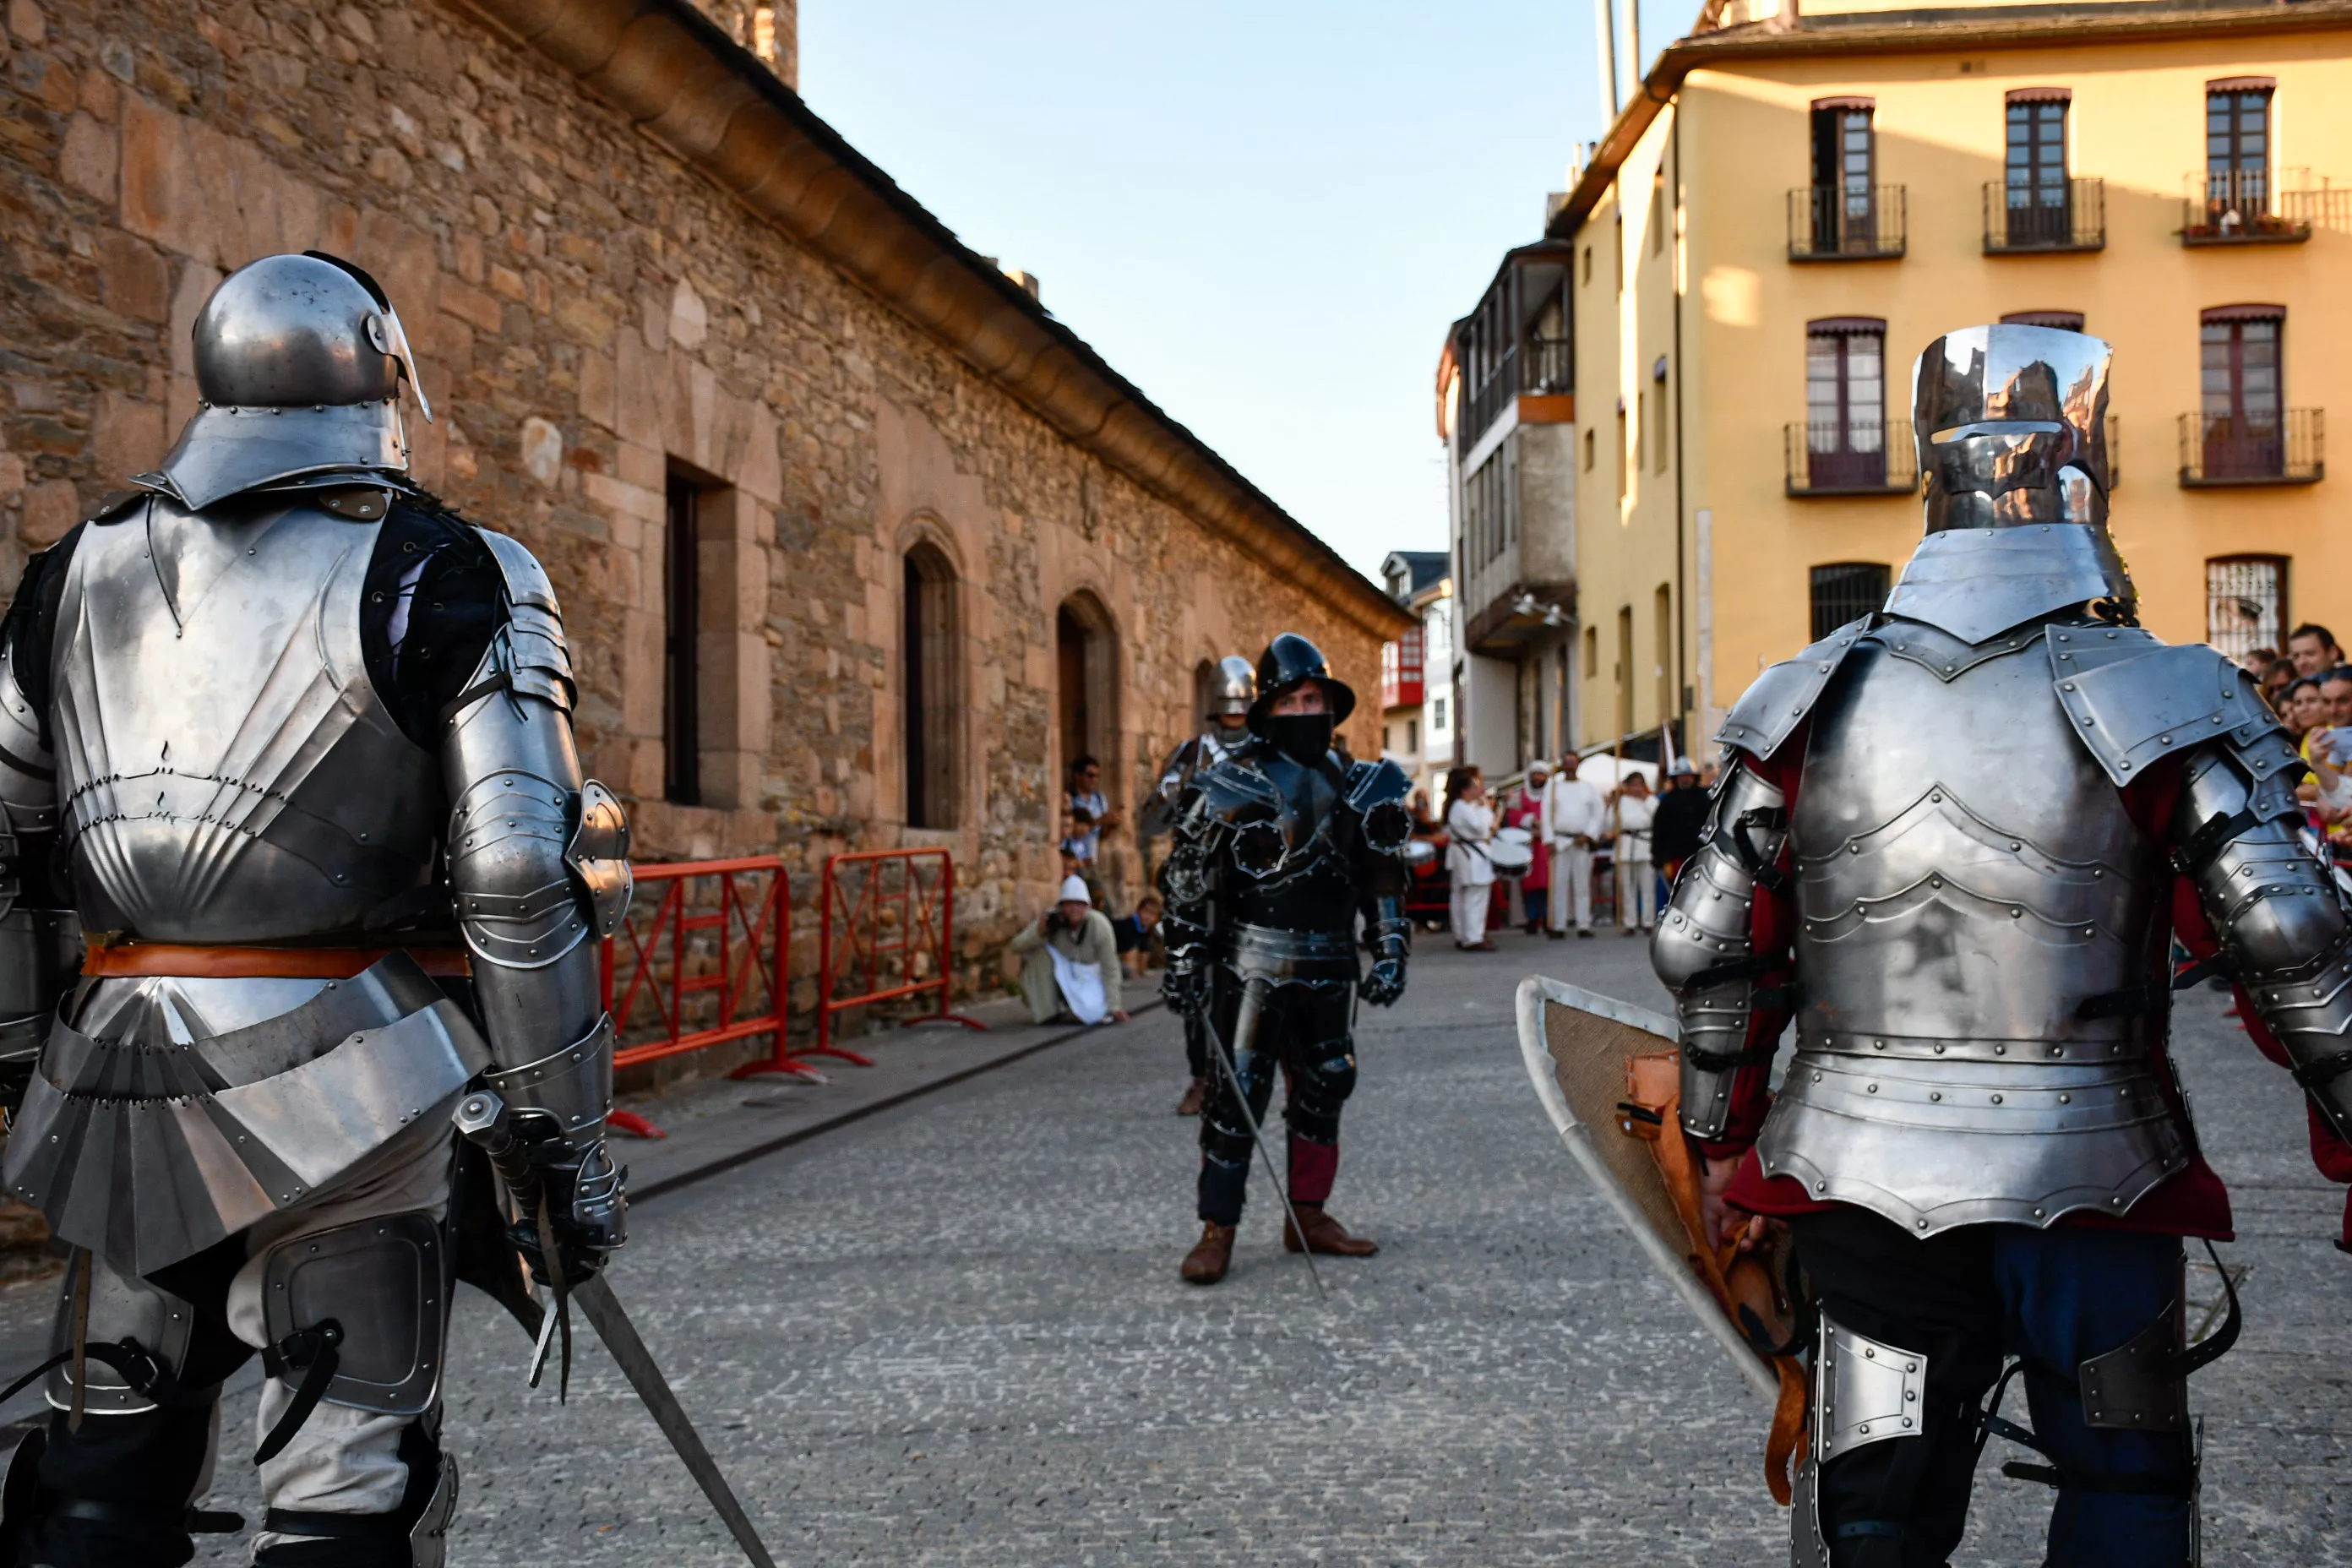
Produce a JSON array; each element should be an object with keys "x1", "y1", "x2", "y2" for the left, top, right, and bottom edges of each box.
[
  {"x1": 1061, "y1": 805, "x2": 1096, "y2": 871},
  {"x1": 1114, "y1": 893, "x2": 1162, "y2": 977}
]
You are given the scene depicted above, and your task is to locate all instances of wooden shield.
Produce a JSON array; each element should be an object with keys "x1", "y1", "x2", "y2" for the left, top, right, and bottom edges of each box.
[{"x1": 1515, "y1": 974, "x2": 1782, "y2": 1401}]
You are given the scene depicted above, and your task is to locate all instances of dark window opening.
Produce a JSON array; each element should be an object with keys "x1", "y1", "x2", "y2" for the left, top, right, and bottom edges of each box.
[
  {"x1": 1805, "y1": 319, "x2": 1887, "y2": 488},
  {"x1": 903, "y1": 544, "x2": 958, "y2": 828},
  {"x1": 1809, "y1": 101, "x2": 1876, "y2": 252},
  {"x1": 2005, "y1": 95, "x2": 2072, "y2": 247},
  {"x1": 1810, "y1": 563, "x2": 1892, "y2": 640},
  {"x1": 2001, "y1": 310, "x2": 2087, "y2": 331},
  {"x1": 2206, "y1": 84, "x2": 2272, "y2": 215},
  {"x1": 662, "y1": 471, "x2": 703, "y2": 806},
  {"x1": 2200, "y1": 308, "x2": 2284, "y2": 478}
]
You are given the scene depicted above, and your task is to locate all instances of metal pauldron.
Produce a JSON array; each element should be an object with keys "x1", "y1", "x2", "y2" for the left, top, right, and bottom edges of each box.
[
  {"x1": 1653, "y1": 762, "x2": 1787, "y2": 1139},
  {"x1": 484, "y1": 1012, "x2": 616, "y2": 1152},
  {"x1": 2173, "y1": 748, "x2": 2352, "y2": 1140}
]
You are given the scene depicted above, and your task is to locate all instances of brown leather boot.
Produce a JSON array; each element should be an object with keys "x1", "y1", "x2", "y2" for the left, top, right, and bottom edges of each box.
[
  {"x1": 1180, "y1": 1222, "x2": 1236, "y2": 1283},
  {"x1": 1176, "y1": 1078, "x2": 1206, "y2": 1116},
  {"x1": 1283, "y1": 1206, "x2": 1379, "y2": 1256}
]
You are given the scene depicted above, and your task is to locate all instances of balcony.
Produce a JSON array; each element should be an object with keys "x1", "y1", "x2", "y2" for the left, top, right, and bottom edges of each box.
[
  {"x1": 2177, "y1": 411, "x2": 2324, "y2": 487},
  {"x1": 1785, "y1": 421, "x2": 1919, "y2": 497},
  {"x1": 1461, "y1": 336, "x2": 1574, "y2": 450},
  {"x1": 1787, "y1": 186, "x2": 1906, "y2": 261},
  {"x1": 2180, "y1": 171, "x2": 2348, "y2": 246},
  {"x1": 1983, "y1": 179, "x2": 2104, "y2": 253}
]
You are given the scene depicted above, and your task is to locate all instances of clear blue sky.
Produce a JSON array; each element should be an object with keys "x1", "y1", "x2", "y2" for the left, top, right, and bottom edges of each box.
[{"x1": 801, "y1": 3, "x2": 1690, "y2": 584}]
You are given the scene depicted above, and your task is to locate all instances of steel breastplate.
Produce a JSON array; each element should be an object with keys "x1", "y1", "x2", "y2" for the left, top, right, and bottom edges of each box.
[
  {"x1": 1756, "y1": 622, "x2": 2188, "y2": 1233},
  {"x1": 49, "y1": 498, "x2": 441, "y2": 942},
  {"x1": 1224, "y1": 755, "x2": 1355, "y2": 935}
]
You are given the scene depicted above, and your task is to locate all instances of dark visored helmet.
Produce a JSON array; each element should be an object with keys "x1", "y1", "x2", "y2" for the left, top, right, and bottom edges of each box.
[{"x1": 1246, "y1": 632, "x2": 1357, "y2": 734}]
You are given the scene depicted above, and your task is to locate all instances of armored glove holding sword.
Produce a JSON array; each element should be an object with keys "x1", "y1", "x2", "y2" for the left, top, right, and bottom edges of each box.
[
  {"x1": 0, "y1": 253, "x2": 756, "y2": 1568},
  {"x1": 1158, "y1": 634, "x2": 1414, "y2": 1286},
  {"x1": 1627, "y1": 325, "x2": 2352, "y2": 1566}
]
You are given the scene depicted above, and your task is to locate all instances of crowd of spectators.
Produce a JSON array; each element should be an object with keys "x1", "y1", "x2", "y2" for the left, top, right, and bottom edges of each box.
[{"x1": 2242, "y1": 622, "x2": 2352, "y2": 861}]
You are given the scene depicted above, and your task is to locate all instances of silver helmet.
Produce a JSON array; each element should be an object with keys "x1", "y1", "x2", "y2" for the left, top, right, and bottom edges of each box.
[
  {"x1": 1885, "y1": 324, "x2": 2134, "y2": 642},
  {"x1": 1214, "y1": 655, "x2": 1255, "y2": 719},
  {"x1": 145, "y1": 253, "x2": 430, "y2": 511},
  {"x1": 1913, "y1": 324, "x2": 2108, "y2": 531}
]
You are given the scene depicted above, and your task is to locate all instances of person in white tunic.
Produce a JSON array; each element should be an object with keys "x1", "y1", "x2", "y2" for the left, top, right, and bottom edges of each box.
[
  {"x1": 1541, "y1": 752, "x2": 1607, "y2": 937},
  {"x1": 1609, "y1": 772, "x2": 1659, "y2": 934},
  {"x1": 1010, "y1": 875, "x2": 1128, "y2": 1024},
  {"x1": 1444, "y1": 767, "x2": 1498, "y2": 950}
]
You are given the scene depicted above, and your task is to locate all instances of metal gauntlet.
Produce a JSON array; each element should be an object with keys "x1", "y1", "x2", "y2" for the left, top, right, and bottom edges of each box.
[
  {"x1": 2174, "y1": 746, "x2": 2352, "y2": 1141},
  {"x1": 1652, "y1": 762, "x2": 1789, "y2": 1140},
  {"x1": 1361, "y1": 893, "x2": 1409, "y2": 1007}
]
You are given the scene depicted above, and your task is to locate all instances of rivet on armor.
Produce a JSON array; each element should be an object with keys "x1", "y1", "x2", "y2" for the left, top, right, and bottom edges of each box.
[
  {"x1": 1930, "y1": 1092, "x2": 1941, "y2": 1102},
  {"x1": 1867, "y1": 1084, "x2": 1879, "y2": 1093},
  {"x1": 1917, "y1": 1219, "x2": 1930, "y2": 1229},
  {"x1": 2034, "y1": 1208, "x2": 2045, "y2": 1218},
  {"x1": 1994, "y1": 1044, "x2": 2006, "y2": 1055},
  {"x1": 2058, "y1": 1093, "x2": 2072, "y2": 1103},
  {"x1": 1991, "y1": 1094, "x2": 2003, "y2": 1104},
  {"x1": 1816, "y1": 1180, "x2": 1827, "y2": 1191}
]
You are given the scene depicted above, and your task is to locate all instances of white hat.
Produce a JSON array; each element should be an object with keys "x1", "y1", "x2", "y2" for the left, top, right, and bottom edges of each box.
[
  {"x1": 1527, "y1": 759, "x2": 1552, "y2": 776},
  {"x1": 1057, "y1": 874, "x2": 1092, "y2": 906}
]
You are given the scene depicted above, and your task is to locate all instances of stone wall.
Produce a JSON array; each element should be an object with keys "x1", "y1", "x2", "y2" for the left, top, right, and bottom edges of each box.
[{"x1": 0, "y1": 0, "x2": 1387, "y2": 1037}]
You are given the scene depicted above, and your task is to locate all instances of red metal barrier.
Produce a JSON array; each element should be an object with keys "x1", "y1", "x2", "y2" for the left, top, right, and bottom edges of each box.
[
  {"x1": 813, "y1": 847, "x2": 988, "y2": 1056},
  {"x1": 598, "y1": 858, "x2": 815, "y2": 1137}
]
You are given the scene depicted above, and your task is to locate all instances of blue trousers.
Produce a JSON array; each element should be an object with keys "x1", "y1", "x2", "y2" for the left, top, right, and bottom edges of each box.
[{"x1": 1790, "y1": 1208, "x2": 2196, "y2": 1567}]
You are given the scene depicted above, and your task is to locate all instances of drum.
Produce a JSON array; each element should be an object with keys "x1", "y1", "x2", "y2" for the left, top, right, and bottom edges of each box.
[
  {"x1": 1402, "y1": 838, "x2": 1437, "y2": 866},
  {"x1": 1487, "y1": 838, "x2": 1534, "y2": 873},
  {"x1": 1496, "y1": 825, "x2": 1533, "y2": 848}
]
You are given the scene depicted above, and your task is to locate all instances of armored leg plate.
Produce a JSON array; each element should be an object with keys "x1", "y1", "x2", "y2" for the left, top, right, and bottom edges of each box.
[
  {"x1": 46, "y1": 1252, "x2": 197, "y2": 1415},
  {"x1": 410, "y1": 1451, "x2": 458, "y2": 1568},
  {"x1": 261, "y1": 1211, "x2": 446, "y2": 1414},
  {"x1": 1814, "y1": 1312, "x2": 1930, "y2": 1462},
  {"x1": 2079, "y1": 1298, "x2": 2188, "y2": 1433},
  {"x1": 1789, "y1": 1453, "x2": 1828, "y2": 1568}
]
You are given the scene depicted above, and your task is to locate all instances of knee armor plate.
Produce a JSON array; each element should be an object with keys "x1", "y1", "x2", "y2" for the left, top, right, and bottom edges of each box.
[
  {"x1": 45, "y1": 1255, "x2": 197, "y2": 1416},
  {"x1": 260, "y1": 1211, "x2": 446, "y2": 1415}
]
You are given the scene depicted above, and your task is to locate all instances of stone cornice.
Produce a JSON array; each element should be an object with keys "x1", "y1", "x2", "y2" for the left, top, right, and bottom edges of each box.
[{"x1": 455, "y1": 0, "x2": 1413, "y2": 642}]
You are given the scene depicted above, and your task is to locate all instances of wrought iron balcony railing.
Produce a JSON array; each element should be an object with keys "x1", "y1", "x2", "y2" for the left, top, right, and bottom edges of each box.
[
  {"x1": 1787, "y1": 186, "x2": 1906, "y2": 261},
  {"x1": 2178, "y1": 410, "x2": 2323, "y2": 486},
  {"x1": 1984, "y1": 178, "x2": 2104, "y2": 253},
  {"x1": 2180, "y1": 170, "x2": 2348, "y2": 245},
  {"x1": 1785, "y1": 421, "x2": 1919, "y2": 496}
]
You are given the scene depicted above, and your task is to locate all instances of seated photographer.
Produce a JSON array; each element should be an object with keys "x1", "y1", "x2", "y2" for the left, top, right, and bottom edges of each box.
[{"x1": 1010, "y1": 874, "x2": 1130, "y2": 1025}]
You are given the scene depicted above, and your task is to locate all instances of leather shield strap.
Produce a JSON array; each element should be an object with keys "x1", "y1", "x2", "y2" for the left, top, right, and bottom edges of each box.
[{"x1": 82, "y1": 942, "x2": 472, "y2": 979}]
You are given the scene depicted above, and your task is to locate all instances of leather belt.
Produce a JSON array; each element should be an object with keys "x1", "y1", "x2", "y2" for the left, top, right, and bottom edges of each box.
[{"x1": 81, "y1": 941, "x2": 471, "y2": 979}]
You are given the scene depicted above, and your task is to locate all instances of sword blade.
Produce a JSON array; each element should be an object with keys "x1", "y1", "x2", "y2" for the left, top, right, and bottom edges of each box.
[
  {"x1": 1202, "y1": 983, "x2": 1326, "y2": 1302},
  {"x1": 573, "y1": 1275, "x2": 779, "y2": 1568}
]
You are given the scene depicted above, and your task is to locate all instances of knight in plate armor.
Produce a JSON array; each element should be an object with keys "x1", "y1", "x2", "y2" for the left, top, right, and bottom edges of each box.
[
  {"x1": 1159, "y1": 634, "x2": 1413, "y2": 1285},
  {"x1": 0, "y1": 253, "x2": 629, "y2": 1568},
  {"x1": 1652, "y1": 324, "x2": 2352, "y2": 1567},
  {"x1": 1141, "y1": 654, "x2": 1255, "y2": 1116}
]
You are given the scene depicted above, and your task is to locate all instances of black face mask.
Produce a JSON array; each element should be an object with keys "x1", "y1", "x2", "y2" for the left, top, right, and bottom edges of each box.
[{"x1": 1262, "y1": 713, "x2": 1335, "y2": 765}]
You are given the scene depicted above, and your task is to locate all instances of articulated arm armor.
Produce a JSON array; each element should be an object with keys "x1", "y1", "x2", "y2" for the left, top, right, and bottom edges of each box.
[
  {"x1": 1348, "y1": 759, "x2": 1413, "y2": 1006},
  {"x1": 0, "y1": 547, "x2": 79, "y2": 1117},
  {"x1": 2172, "y1": 742, "x2": 2352, "y2": 1141},
  {"x1": 444, "y1": 531, "x2": 633, "y2": 1268},
  {"x1": 1653, "y1": 759, "x2": 1790, "y2": 1141},
  {"x1": 1157, "y1": 774, "x2": 1251, "y2": 1019}
]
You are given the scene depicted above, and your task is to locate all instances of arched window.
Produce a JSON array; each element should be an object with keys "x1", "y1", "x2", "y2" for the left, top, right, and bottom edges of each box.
[
  {"x1": 902, "y1": 542, "x2": 959, "y2": 828},
  {"x1": 1057, "y1": 591, "x2": 1120, "y2": 809}
]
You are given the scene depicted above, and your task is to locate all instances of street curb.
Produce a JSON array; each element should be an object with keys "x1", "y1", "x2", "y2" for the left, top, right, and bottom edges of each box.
[{"x1": 632, "y1": 999, "x2": 1168, "y2": 1206}]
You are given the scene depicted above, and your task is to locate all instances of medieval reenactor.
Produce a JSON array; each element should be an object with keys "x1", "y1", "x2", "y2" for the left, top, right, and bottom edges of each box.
[
  {"x1": 1159, "y1": 634, "x2": 1413, "y2": 1284},
  {"x1": 1651, "y1": 324, "x2": 2352, "y2": 1565},
  {"x1": 1143, "y1": 654, "x2": 1255, "y2": 1115},
  {"x1": 0, "y1": 253, "x2": 630, "y2": 1567}
]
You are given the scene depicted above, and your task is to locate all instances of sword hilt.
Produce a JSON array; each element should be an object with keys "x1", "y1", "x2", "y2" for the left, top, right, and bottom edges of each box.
[{"x1": 455, "y1": 1089, "x2": 545, "y2": 1215}]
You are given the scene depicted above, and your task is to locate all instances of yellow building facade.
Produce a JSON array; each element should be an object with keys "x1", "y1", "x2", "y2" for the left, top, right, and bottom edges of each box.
[{"x1": 1559, "y1": 0, "x2": 2352, "y2": 753}]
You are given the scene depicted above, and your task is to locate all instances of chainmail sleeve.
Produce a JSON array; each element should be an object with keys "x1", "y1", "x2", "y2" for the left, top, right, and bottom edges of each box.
[{"x1": 1651, "y1": 754, "x2": 1796, "y2": 1145}]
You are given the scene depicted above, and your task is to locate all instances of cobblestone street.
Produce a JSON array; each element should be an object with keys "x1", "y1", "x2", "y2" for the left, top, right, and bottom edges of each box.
[{"x1": 32, "y1": 928, "x2": 2342, "y2": 1566}]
